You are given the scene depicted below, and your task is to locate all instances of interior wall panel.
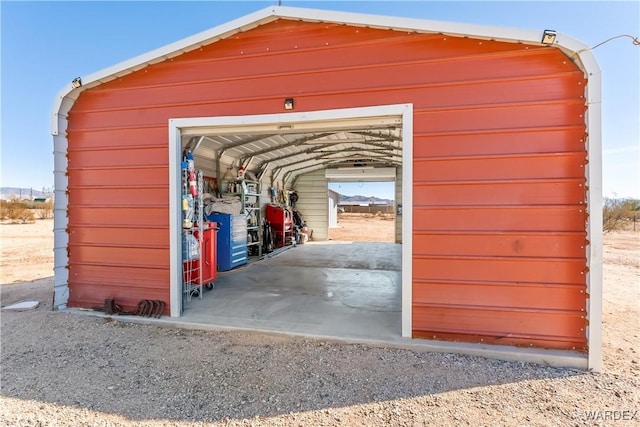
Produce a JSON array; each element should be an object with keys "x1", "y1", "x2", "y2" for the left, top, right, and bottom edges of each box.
[{"x1": 292, "y1": 169, "x2": 328, "y2": 241}]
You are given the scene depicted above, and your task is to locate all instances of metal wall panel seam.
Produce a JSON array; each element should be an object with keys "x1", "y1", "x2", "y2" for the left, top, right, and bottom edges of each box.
[
  {"x1": 82, "y1": 38, "x2": 552, "y2": 95},
  {"x1": 71, "y1": 80, "x2": 584, "y2": 114},
  {"x1": 77, "y1": 63, "x2": 580, "y2": 109},
  {"x1": 413, "y1": 123, "x2": 585, "y2": 137}
]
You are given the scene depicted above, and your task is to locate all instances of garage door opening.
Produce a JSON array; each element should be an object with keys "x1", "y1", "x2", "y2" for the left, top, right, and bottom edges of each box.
[
  {"x1": 168, "y1": 104, "x2": 413, "y2": 341},
  {"x1": 328, "y1": 181, "x2": 396, "y2": 243}
]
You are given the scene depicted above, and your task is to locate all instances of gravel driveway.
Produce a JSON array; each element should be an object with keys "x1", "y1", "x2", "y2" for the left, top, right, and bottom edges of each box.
[{"x1": 1, "y1": 276, "x2": 638, "y2": 427}]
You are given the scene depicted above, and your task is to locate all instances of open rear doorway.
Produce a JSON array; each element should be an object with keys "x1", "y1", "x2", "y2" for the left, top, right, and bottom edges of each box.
[
  {"x1": 328, "y1": 181, "x2": 396, "y2": 242},
  {"x1": 168, "y1": 104, "x2": 413, "y2": 341}
]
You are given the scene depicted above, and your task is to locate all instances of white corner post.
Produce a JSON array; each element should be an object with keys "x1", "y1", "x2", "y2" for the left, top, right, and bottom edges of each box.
[
  {"x1": 401, "y1": 104, "x2": 413, "y2": 338},
  {"x1": 168, "y1": 120, "x2": 183, "y2": 317},
  {"x1": 51, "y1": 84, "x2": 78, "y2": 310},
  {"x1": 52, "y1": 125, "x2": 70, "y2": 309},
  {"x1": 580, "y1": 49, "x2": 603, "y2": 372}
]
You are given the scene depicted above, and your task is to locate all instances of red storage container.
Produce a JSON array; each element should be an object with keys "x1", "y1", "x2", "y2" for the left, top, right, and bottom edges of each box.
[
  {"x1": 265, "y1": 205, "x2": 293, "y2": 248},
  {"x1": 183, "y1": 222, "x2": 217, "y2": 287}
]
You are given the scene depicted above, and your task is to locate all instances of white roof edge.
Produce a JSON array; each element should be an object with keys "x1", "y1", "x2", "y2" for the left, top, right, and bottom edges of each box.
[{"x1": 51, "y1": 5, "x2": 596, "y2": 135}]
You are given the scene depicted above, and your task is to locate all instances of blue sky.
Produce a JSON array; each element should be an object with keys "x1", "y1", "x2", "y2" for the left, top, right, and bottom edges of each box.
[{"x1": 1, "y1": 1, "x2": 638, "y2": 201}]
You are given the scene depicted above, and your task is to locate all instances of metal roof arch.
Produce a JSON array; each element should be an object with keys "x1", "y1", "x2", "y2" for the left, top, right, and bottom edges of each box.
[{"x1": 51, "y1": 5, "x2": 598, "y2": 136}]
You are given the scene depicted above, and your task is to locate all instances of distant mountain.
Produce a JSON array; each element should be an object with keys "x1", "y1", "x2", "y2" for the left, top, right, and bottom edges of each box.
[
  {"x1": 338, "y1": 194, "x2": 393, "y2": 205},
  {"x1": 1, "y1": 187, "x2": 51, "y2": 199}
]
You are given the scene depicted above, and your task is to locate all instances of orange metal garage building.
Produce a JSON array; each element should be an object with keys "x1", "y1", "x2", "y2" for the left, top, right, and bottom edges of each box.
[{"x1": 52, "y1": 7, "x2": 602, "y2": 370}]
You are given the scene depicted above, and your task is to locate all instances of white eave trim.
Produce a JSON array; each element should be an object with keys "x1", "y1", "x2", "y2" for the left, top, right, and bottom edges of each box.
[{"x1": 51, "y1": 5, "x2": 590, "y2": 135}]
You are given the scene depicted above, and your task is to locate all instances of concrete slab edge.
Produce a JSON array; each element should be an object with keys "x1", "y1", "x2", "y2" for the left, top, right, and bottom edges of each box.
[{"x1": 62, "y1": 308, "x2": 588, "y2": 370}]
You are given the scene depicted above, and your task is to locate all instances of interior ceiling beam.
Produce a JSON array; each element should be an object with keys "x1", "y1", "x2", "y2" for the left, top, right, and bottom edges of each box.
[
  {"x1": 272, "y1": 148, "x2": 400, "y2": 174},
  {"x1": 324, "y1": 152, "x2": 401, "y2": 162},
  {"x1": 312, "y1": 148, "x2": 393, "y2": 154},
  {"x1": 303, "y1": 139, "x2": 399, "y2": 151},
  {"x1": 241, "y1": 156, "x2": 255, "y2": 170},
  {"x1": 327, "y1": 157, "x2": 402, "y2": 165},
  {"x1": 253, "y1": 142, "x2": 343, "y2": 168},
  {"x1": 273, "y1": 152, "x2": 338, "y2": 173},
  {"x1": 182, "y1": 136, "x2": 202, "y2": 152},
  {"x1": 300, "y1": 137, "x2": 387, "y2": 144},
  {"x1": 258, "y1": 140, "x2": 400, "y2": 172},
  {"x1": 283, "y1": 161, "x2": 338, "y2": 184},
  {"x1": 319, "y1": 154, "x2": 398, "y2": 163},
  {"x1": 257, "y1": 162, "x2": 270, "y2": 181},
  {"x1": 275, "y1": 155, "x2": 401, "y2": 181},
  {"x1": 215, "y1": 134, "x2": 279, "y2": 155},
  {"x1": 239, "y1": 132, "x2": 335, "y2": 164},
  {"x1": 349, "y1": 130, "x2": 402, "y2": 143}
]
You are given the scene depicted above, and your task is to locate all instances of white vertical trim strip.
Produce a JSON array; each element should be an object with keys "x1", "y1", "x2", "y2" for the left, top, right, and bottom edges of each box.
[
  {"x1": 401, "y1": 104, "x2": 413, "y2": 338},
  {"x1": 168, "y1": 122, "x2": 182, "y2": 317},
  {"x1": 52, "y1": 122, "x2": 69, "y2": 309},
  {"x1": 579, "y1": 50, "x2": 603, "y2": 372}
]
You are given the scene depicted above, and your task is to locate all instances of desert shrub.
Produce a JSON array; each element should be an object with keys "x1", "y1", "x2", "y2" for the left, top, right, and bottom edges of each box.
[
  {"x1": 0, "y1": 199, "x2": 35, "y2": 223},
  {"x1": 1, "y1": 199, "x2": 19, "y2": 221},
  {"x1": 603, "y1": 198, "x2": 640, "y2": 233},
  {"x1": 0, "y1": 199, "x2": 34, "y2": 224},
  {"x1": 0, "y1": 201, "x2": 8, "y2": 220},
  {"x1": 35, "y1": 200, "x2": 54, "y2": 219},
  {"x1": 17, "y1": 208, "x2": 35, "y2": 224}
]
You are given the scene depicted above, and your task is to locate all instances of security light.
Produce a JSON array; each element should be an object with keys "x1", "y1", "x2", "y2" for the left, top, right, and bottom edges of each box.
[
  {"x1": 284, "y1": 98, "x2": 294, "y2": 110},
  {"x1": 542, "y1": 30, "x2": 557, "y2": 45}
]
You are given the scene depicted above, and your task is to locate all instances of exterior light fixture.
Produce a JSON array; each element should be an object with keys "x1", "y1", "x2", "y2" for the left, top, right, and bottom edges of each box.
[
  {"x1": 71, "y1": 77, "x2": 82, "y2": 88},
  {"x1": 284, "y1": 98, "x2": 294, "y2": 110},
  {"x1": 541, "y1": 30, "x2": 557, "y2": 45}
]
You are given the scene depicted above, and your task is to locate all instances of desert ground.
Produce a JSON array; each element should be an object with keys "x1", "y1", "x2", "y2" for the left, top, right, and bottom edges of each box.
[
  {"x1": 328, "y1": 212, "x2": 396, "y2": 242},
  {"x1": 0, "y1": 217, "x2": 638, "y2": 426}
]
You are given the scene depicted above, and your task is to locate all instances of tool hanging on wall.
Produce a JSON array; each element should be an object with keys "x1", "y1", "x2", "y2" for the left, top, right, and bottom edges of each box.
[
  {"x1": 186, "y1": 151, "x2": 198, "y2": 197},
  {"x1": 181, "y1": 158, "x2": 194, "y2": 229}
]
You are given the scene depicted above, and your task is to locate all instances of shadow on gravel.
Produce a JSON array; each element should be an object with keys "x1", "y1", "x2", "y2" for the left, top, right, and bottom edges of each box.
[{"x1": 1, "y1": 279, "x2": 584, "y2": 423}]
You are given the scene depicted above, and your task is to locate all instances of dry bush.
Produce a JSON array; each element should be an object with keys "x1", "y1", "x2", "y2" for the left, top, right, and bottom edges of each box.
[
  {"x1": 603, "y1": 198, "x2": 640, "y2": 233},
  {"x1": 17, "y1": 208, "x2": 35, "y2": 224},
  {"x1": 0, "y1": 199, "x2": 35, "y2": 223},
  {"x1": 35, "y1": 200, "x2": 54, "y2": 219}
]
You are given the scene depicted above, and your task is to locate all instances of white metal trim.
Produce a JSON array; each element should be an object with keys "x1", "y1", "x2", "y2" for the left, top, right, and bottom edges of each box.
[
  {"x1": 577, "y1": 49, "x2": 603, "y2": 372},
  {"x1": 277, "y1": 6, "x2": 544, "y2": 45},
  {"x1": 401, "y1": 105, "x2": 413, "y2": 338},
  {"x1": 169, "y1": 104, "x2": 411, "y2": 321},
  {"x1": 52, "y1": 120, "x2": 69, "y2": 309},
  {"x1": 168, "y1": 123, "x2": 182, "y2": 317}
]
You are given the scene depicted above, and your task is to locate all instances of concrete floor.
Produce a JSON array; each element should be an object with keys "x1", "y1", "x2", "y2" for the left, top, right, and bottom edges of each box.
[{"x1": 181, "y1": 242, "x2": 402, "y2": 341}]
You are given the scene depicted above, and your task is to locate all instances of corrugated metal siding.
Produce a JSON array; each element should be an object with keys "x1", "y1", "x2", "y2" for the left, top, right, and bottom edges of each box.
[
  {"x1": 293, "y1": 170, "x2": 328, "y2": 240},
  {"x1": 66, "y1": 125, "x2": 169, "y2": 312},
  {"x1": 408, "y1": 43, "x2": 588, "y2": 349},
  {"x1": 67, "y1": 18, "x2": 587, "y2": 348}
]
